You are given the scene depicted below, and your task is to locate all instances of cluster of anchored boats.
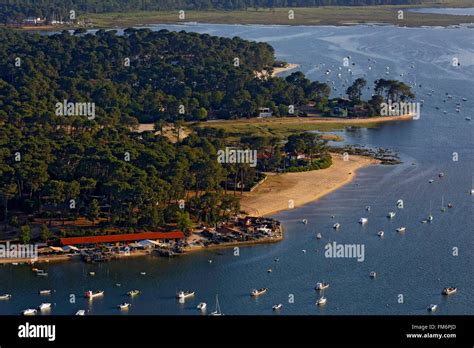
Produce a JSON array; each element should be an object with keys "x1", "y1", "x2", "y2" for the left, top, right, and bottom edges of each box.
[{"x1": 299, "y1": 184, "x2": 461, "y2": 312}]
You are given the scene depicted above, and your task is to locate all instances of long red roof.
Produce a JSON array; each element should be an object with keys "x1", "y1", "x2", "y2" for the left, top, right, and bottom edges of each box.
[{"x1": 60, "y1": 231, "x2": 185, "y2": 246}]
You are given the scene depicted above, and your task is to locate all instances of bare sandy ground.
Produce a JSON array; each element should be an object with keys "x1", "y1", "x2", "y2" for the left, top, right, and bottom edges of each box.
[
  {"x1": 255, "y1": 63, "x2": 300, "y2": 79},
  {"x1": 240, "y1": 153, "x2": 379, "y2": 217},
  {"x1": 272, "y1": 63, "x2": 300, "y2": 77},
  {"x1": 135, "y1": 124, "x2": 191, "y2": 142}
]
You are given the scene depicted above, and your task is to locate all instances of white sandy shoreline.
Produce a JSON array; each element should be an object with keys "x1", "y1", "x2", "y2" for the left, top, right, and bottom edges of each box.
[{"x1": 240, "y1": 153, "x2": 379, "y2": 217}]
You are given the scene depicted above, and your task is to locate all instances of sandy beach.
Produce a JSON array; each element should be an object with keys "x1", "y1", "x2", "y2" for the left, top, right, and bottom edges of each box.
[
  {"x1": 240, "y1": 153, "x2": 379, "y2": 217},
  {"x1": 272, "y1": 63, "x2": 300, "y2": 76}
]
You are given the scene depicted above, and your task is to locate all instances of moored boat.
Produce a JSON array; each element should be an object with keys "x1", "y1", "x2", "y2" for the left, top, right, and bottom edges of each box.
[
  {"x1": 39, "y1": 290, "x2": 52, "y2": 295},
  {"x1": 209, "y1": 295, "x2": 222, "y2": 316},
  {"x1": 36, "y1": 270, "x2": 48, "y2": 277},
  {"x1": 0, "y1": 294, "x2": 12, "y2": 300},
  {"x1": 442, "y1": 287, "x2": 457, "y2": 295},
  {"x1": 316, "y1": 289, "x2": 327, "y2": 306},
  {"x1": 22, "y1": 309, "x2": 37, "y2": 316},
  {"x1": 250, "y1": 288, "x2": 268, "y2": 297},
  {"x1": 118, "y1": 303, "x2": 131, "y2": 310},
  {"x1": 315, "y1": 282, "x2": 329, "y2": 291},
  {"x1": 272, "y1": 303, "x2": 283, "y2": 311},
  {"x1": 127, "y1": 290, "x2": 140, "y2": 297},
  {"x1": 85, "y1": 290, "x2": 104, "y2": 299},
  {"x1": 177, "y1": 290, "x2": 195, "y2": 299},
  {"x1": 75, "y1": 309, "x2": 86, "y2": 316},
  {"x1": 38, "y1": 303, "x2": 52, "y2": 311},
  {"x1": 197, "y1": 302, "x2": 207, "y2": 311}
]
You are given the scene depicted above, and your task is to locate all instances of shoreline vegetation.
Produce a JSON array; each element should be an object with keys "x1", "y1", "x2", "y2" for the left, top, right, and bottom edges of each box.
[
  {"x1": 10, "y1": 4, "x2": 474, "y2": 31},
  {"x1": 196, "y1": 113, "x2": 414, "y2": 138},
  {"x1": 240, "y1": 153, "x2": 378, "y2": 216}
]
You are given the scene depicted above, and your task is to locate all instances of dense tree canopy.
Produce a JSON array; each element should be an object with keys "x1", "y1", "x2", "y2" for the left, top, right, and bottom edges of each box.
[{"x1": 0, "y1": 28, "x2": 329, "y2": 124}]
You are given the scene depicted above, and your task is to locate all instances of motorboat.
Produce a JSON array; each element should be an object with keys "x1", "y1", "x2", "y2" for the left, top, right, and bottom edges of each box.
[
  {"x1": 118, "y1": 303, "x2": 131, "y2": 310},
  {"x1": 315, "y1": 282, "x2": 329, "y2": 291},
  {"x1": 272, "y1": 304, "x2": 283, "y2": 311},
  {"x1": 38, "y1": 303, "x2": 52, "y2": 311},
  {"x1": 75, "y1": 310, "x2": 86, "y2": 316},
  {"x1": 250, "y1": 288, "x2": 268, "y2": 297},
  {"x1": 0, "y1": 294, "x2": 12, "y2": 300},
  {"x1": 442, "y1": 287, "x2": 457, "y2": 295},
  {"x1": 39, "y1": 290, "x2": 52, "y2": 295},
  {"x1": 197, "y1": 302, "x2": 207, "y2": 311},
  {"x1": 396, "y1": 200, "x2": 404, "y2": 208},
  {"x1": 396, "y1": 227, "x2": 406, "y2": 233},
  {"x1": 359, "y1": 218, "x2": 368, "y2": 224},
  {"x1": 302, "y1": 219, "x2": 308, "y2": 225},
  {"x1": 333, "y1": 223, "x2": 341, "y2": 229},
  {"x1": 22, "y1": 309, "x2": 37, "y2": 316},
  {"x1": 127, "y1": 290, "x2": 140, "y2": 297},
  {"x1": 377, "y1": 231, "x2": 384, "y2": 237},
  {"x1": 387, "y1": 212, "x2": 396, "y2": 219},
  {"x1": 370, "y1": 271, "x2": 377, "y2": 278},
  {"x1": 316, "y1": 233, "x2": 322, "y2": 240},
  {"x1": 428, "y1": 304, "x2": 438, "y2": 312},
  {"x1": 85, "y1": 290, "x2": 104, "y2": 299},
  {"x1": 177, "y1": 290, "x2": 195, "y2": 299},
  {"x1": 316, "y1": 291, "x2": 327, "y2": 306}
]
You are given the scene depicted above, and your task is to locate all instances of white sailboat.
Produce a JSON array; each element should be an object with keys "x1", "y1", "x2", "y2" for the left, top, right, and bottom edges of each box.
[
  {"x1": 441, "y1": 195, "x2": 446, "y2": 212},
  {"x1": 209, "y1": 295, "x2": 223, "y2": 316}
]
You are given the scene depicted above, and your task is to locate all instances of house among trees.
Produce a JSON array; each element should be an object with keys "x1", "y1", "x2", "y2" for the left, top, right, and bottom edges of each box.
[{"x1": 22, "y1": 17, "x2": 46, "y2": 25}]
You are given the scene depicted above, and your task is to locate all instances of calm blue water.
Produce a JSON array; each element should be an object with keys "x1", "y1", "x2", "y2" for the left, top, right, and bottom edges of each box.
[
  {"x1": 1, "y1": 24, "x2": 473, "y2": 315},
  {"x1": 410, "y1": 7, "x2": 474, "y2": 16}
]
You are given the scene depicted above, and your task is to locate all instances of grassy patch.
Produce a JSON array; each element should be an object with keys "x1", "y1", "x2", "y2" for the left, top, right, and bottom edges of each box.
[
  {"x1": 86, "y1": 4, "x2": 474, "y2": 28},
  {"x1": 192, "y1": 117, "x2": 380, "y2": 140}
]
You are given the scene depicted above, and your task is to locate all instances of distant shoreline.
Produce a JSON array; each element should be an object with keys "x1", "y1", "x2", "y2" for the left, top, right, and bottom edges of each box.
[{"x1": 8, "y1": 5, "x2": 474, "y2": 31}]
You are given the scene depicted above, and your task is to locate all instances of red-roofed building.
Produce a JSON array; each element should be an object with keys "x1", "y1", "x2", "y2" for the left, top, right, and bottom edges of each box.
[{"x1": 60, "y1": 231, "x2": 185, "y2": 246}]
